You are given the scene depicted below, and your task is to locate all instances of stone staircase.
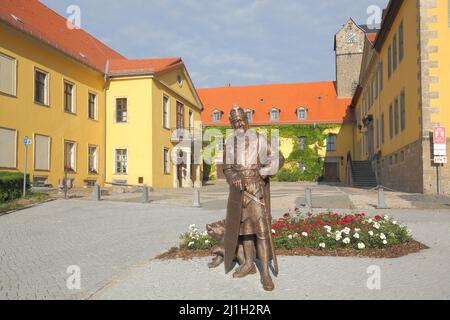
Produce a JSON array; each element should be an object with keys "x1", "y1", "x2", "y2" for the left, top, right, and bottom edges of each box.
[{"x1": 351, "y1": 161, "x2": 378, "y2": 188}]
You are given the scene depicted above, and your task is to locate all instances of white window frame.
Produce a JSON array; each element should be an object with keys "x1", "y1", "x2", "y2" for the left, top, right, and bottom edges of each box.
[
  {"x1": 245, "y1": 109, "x2": 254, "y2": 122},
  {"x1": 270, "y1": 108, "x2": 280, "y2": 121},
  {"x1": 34, "y1": 67, "x2": 50, "y2": 106},
  {"x1": 326, "y1": 135, "x2": 337, "y2": 152},
  {"x1": 88, "y1": 91, "x2": 98, "y2": 121},
  {"x1": 213, "y1": 110, "x2": 222, "y2": 123},
  {"x1": 88, "y1": 145, "x2": 99, "y2": 175},
  {"x1": 163, "y1": 94, "x2": 170, "y2": 129},
  {"x1": 64, "y1": 140, "x2": 77, "y2": 172},
  {"x1": 63, "y1": 79, "x2": 76, "y2": 114},
  {"x1": 0, "y1": 52, "x2": 17, "y2": 96},
  {"x1": 115, "y1": 97, "x2": 128, "y2": 123},
  {"x1": 0, "y1": 127, "x2": 17, "y2": 169},
  {"x1": 164, "y1": 148, "x2": 170, "y2": 175},
  {"x1": 297, "y1": 107, "x2": 307, "y2": 121},
  {"x1": 114, "y1": 148, "x2": 128, "y2": 175},
  {"x1": 34, "y1": 134, "x2": 51, "y2": 171}
]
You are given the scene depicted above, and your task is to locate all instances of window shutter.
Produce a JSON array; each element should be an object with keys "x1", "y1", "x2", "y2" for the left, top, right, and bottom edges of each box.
[
  {"x1": 0, "y1": 53, "x2": 16, "y2": 96},
  {"x1": 35, "y1": 135, "x2": 51, "y2": 171},
  {"x1": 0, "y1": 128, "x2": 17, "y2": 168}
]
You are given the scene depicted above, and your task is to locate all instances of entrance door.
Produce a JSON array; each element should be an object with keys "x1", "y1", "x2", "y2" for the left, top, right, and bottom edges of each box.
[{"x1": 324, "y1": 162, "x2": 339, "y2": 182}]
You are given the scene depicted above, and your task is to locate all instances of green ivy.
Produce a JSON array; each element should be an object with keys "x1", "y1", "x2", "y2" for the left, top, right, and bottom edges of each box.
[{"x1": 202, "y1": 124, "x2": 340, "y2": 182}]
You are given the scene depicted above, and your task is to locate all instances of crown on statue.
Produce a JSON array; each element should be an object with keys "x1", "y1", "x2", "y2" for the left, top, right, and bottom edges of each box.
[{"x1": 229, "y1": 106, "x2": 248, "y2": 123}]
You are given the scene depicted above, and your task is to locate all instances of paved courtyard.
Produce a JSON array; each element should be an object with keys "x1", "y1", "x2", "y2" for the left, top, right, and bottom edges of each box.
[{"x1": 0, "y1": 198, "x2": 450, "y2": 300}]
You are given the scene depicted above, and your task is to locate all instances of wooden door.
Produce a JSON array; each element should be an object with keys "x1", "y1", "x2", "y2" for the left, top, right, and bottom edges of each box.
[{"x1": 324, "y1": 162, "x2": 339, "y2": 182}]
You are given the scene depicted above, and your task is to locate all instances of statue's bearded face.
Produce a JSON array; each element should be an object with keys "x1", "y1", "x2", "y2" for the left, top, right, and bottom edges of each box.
[{"x1": 231, "y1": 117, "x2": 248, "y2": 131}]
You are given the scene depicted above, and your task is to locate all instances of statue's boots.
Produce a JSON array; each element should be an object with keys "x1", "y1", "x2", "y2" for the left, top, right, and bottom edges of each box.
[
  {"x1": 233, "y1": 263, "x2": 257, "y2": 278},
  {"x1": 261, "y1": 272, "x2": 275, "y2": 291}
]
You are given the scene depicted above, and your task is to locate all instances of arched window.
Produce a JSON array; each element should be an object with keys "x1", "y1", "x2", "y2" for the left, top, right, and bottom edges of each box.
[
  {"x1": 297, "y1": 107, "x2": 308, "y2": 120},
  {"x1": 212, "y1": 110, "x2": 223, "y2": 123},
  {"x1": 270, "y1": 108, "x2": 280, "y2": 121},
  {"x1": 326, "y1": 134, "x2": 337, "y2": 152},
  {"x1": 245, "y1": 109, "x2": 254, "y2": 122}
]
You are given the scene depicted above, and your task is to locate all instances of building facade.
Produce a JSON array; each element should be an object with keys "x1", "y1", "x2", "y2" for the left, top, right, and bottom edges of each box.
[
  {"x1": 0, "y1": 0, "x2": 202, "y2": 190},
  {"x1": 351, "y1": 0, "x2": 450, "y2": 194}
]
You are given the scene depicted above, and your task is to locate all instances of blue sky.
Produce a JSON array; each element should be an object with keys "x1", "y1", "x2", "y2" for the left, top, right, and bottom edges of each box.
[{"x1": 41, "y1": 0, "x2": 388, "y2": 89}]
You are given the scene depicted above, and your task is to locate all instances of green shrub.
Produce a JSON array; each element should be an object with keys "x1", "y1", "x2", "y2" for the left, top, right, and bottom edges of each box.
[{"x1": 0, "y1": 172, "x2": 30, "y2": 202}]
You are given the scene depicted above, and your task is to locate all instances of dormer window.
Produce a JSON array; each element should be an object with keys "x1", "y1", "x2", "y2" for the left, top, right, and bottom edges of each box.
[
  {"x1": 270, "y1": 108, "x2": 280, "y2": 121},
  {"x1": 245, "y1": 109, "x2": 254, "y2": 122},
  {"x1": 212, "y1": 110, "x2": 223, "y2": 123},
  {"x1": 297, "y1": 107, "x2": 308, "y2": 121}
]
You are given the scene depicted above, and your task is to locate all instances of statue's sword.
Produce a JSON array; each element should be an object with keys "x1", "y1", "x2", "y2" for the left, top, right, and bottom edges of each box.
[{"x1": 243, "y1": 190, "x2": 279, "y2": 275}]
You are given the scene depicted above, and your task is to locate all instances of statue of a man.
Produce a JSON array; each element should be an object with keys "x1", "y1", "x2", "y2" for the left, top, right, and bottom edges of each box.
[{"x1": 223, "y1": 106, "x2": 285, "y2": 291}]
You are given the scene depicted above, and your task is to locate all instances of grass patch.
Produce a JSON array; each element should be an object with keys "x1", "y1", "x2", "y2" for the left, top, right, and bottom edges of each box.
[{"x1": 0, "y1": 192, "x2": 52, "y2": 215}]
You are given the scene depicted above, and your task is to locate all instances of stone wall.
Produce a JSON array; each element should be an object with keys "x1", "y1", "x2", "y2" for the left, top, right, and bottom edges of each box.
[
  {"x1": 422, "y1": 137, "x2": 450, "y2": 194},
  {"x1": 377, "y1": 139, "x2": 424, "y2": 193}
]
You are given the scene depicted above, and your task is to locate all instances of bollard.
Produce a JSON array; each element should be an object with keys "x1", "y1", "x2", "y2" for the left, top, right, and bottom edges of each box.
[
  {"x1": 305, "y1": 188, "x2": 312, "y2": 208},
  {"x1": 92, "y1": 183, "x2": 101, "y2": 201},
  {"x1": 377, "y1": 187, "x2": 388, "y2": 209},
  {"x1": 141, "y1": 185, "x2": 149, "y2": 203},
  {"x1": 193, "y1": 188, "x2": 201, "y2": 207}
]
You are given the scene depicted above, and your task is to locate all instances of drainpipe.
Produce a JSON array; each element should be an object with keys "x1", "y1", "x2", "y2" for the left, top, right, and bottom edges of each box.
[{"x1": 103, "y1": 60, "x2": 110, "y2": 186}]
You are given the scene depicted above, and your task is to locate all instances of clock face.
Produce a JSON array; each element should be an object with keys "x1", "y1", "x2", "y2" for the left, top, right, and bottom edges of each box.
[{"x1": 346, "y1": 32, "x2": 357, "y2": 43}]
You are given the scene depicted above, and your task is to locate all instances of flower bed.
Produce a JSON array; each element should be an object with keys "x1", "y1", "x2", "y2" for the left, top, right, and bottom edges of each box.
[{"x1": 159, "y1": 210, "x2": 428, "y2": 260}]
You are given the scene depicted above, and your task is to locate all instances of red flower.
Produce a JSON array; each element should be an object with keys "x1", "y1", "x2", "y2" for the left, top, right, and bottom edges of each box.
[
  {"x1": 307, "y1": 212, "x2": 313, "y2": 217},
  {"x1": 375, "y1": 215, "x2": 382, "y2": 221}
]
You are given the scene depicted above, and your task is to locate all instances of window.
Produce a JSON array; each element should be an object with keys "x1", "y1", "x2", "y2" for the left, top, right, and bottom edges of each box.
[
  {"x1": 326, "y1": 135, "x2": 337, "y2": 152},
  {"x1": 380, "y1": 61, "x2": 384, "y2": 91},
  {"x1": 88, "y1": 145, "x2": 98, "y2": 174},
  {"x1": 245, "y1": 110, "x2": 254, "y2": 122},
  {"x1": 64, "y1": 80, "x2": 75, "y2": 113},
  {"x1": 299, "y1": 137, "x2": 306, "y2": 150},
  {"x1": 64, "y1": 141, "x2": 77, "y2": 172},
  {"x1": 388, "y1": 46, "x2": 392, "y2": 79},
  {"x1": 0, "y1": 52, "x2": 17, "y2": 96},
  {"x1": 394, "y1": 97, "x2": 399, "y2": 135},
  {"x1": 399, "y1": 21, "x2": 404, "y2": 62},
  {"x1": 381, "y1": 113, "x2": 385, "y2": 144},
  {"x1": 393, "y1": 34, "x2": 398, "y2": 71},
  {"x1": 164, "y1": 148, "x2": 170, "y2": 175},
  {"x1": 0, "y1": 127, "x2": 17, "y2": 168},
  {"x1": 270, "y1": 108, "x2": 280, "y2": 121},
  {"x1": 213, "y1": 110, "x2": 222, "y2": 123},
  {"x1": 297, "y1": 108, "x2": 307, "y2": 120},
  {"x1": 163, "y1": 95, "x2": 170, "y2": 129},
  {"x1": 389, "y1": 104, "x2": 394, "y2": 139},
  {"x1": 116, "y1": 98, "x2": 128, "y2": 123},
  {"x1": 88, "y1": 92, "x2": 97, "y2": 120},
  {"x1": 35, "y1": 68, "x2": 49, "y2": 105},
  {"x1": 176, "y1": 102, "x2": 184, "y2": 129},
  {"x1": 34, "y1": 134, "x2": 50, "y2": 171},
  {"x1": 115, "y1": 149, "x2": 127, "y2": 174},
  {"x1": 400, "y1": 90, "x2": 406, "y2": 131},
  {"x1": 189, "y1": 110, "x2": 194, "y2": 132}
]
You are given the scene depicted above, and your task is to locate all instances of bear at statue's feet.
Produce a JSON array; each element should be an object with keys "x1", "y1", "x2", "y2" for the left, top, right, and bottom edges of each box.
[{"x1": 206, "y1": 221, "x2": 245, "y2": 269}]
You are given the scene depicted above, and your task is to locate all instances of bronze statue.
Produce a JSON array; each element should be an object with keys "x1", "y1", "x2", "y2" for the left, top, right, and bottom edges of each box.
[{"x1": 217, "y1": 106, "x2": 285, "y2": 291}]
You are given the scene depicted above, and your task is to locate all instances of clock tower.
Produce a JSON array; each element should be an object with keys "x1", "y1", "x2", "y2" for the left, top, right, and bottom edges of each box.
[{"x1": 334, "y1": 18, "x2": 365, "y2": 98}]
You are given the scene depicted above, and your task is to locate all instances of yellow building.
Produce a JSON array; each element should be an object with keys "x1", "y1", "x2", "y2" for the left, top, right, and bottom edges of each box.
[
  {"x1": 350, "y1": 0, "x2": 450, "y2": 194},
  {"x1": 0, "y1": 0, "x2": 202, "y2": 190}
]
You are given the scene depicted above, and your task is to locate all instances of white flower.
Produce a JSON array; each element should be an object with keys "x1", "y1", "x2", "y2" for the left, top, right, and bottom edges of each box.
[
  {"x1": 188, "y1": 242, "x2": 195, "y2": 247},
  {"x1": 205, "y1": 240, "x2": 210, "y2": 245},
  {"x1": 288, "y1": 235, "x2": 293, "y2": 240},
  {"x1": 271, "y1": 229, "x2": 276, "y2": 234},
  {"x1": 380, "y1": 233, "x2": 387, "y2": 240},
  {"x1": 324, "y1": 225, "x2": 332, "y2": 233},
  {"x1": 354, "y1": 228, "x2": 361, "y2": 232},
  {"x1": 358, "y1": 243, "x2": 366, "y2": 250},
  {"x1": 407, "y1": 229, "x2": 413, "y2": 235},
  {"x1": 302, "y1": 232, "x2": 308, "y2": 237},
  {"x1": 373, "y1": 223, "x2": 380, "y2": 230},
  {"x1": 383, "y1": 240, "x2": 388, "y2": 245},
  {"x1": 367, "y1": 218, "x2": 373, "y2": 224},
  {"x1": 384, "y1": 215, "x2": 389, "y2": 220},
  {"x1": 393, "y1": 221, "x2": 398, "y2": 225},
  {"x1": 368, "y1": 231, "x2": 374, "y2": 237},
  {"x1": 343, "y1": 227, "x2": 351, "y2": 235},
  {"x1": 319, "y1": 243, "x2": 326, "y2": 249},
  {"x1": 353, "y1": 233, "x2": 360, "y2": 239},
  {"x1": 343, "y1": 237, "x2": 351, "y2": 244},
  {"x1": 189, "y1": 224, "x2": 196, "y2": 230},
  {"x1": 335, "y1": 232, "x2": 342, "y2": 241},
  {"x1": 202, "y1": 231, "x2": 208, "y2": 236}
]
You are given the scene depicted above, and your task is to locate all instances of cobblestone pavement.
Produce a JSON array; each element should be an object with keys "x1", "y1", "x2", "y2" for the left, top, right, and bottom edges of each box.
[
  {"x1": 0, "y1": 200, "x2": 223, "y2": 300},
  {"x1": 1, "y1": 198, "x2": 450, "y2": 300}
]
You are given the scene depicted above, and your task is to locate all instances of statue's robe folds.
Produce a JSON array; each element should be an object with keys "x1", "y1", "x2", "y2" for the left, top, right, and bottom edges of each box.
[{"x1": 222, "y1": 131, "x2": 285, "y2": 274}]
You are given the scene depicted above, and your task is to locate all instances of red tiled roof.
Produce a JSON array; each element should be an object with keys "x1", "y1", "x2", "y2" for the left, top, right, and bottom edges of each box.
[
  {"x1": 0, "y1": 0, "x2": 184, "y2": 75},
  {"x1": 367, "y1": 33, "x2": 377, "y2": 42},
  {"x1": 198, "y1": 82, "x2": 353, "y2": 126},
  {"x1": 109, "y1": 58, "x2": 183, "y2": 76}
]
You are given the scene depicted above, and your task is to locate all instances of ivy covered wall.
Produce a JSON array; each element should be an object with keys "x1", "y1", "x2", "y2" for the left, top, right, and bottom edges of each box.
[{"x1": 202, "y1": 124, "x2": 341, "y2": 182}]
